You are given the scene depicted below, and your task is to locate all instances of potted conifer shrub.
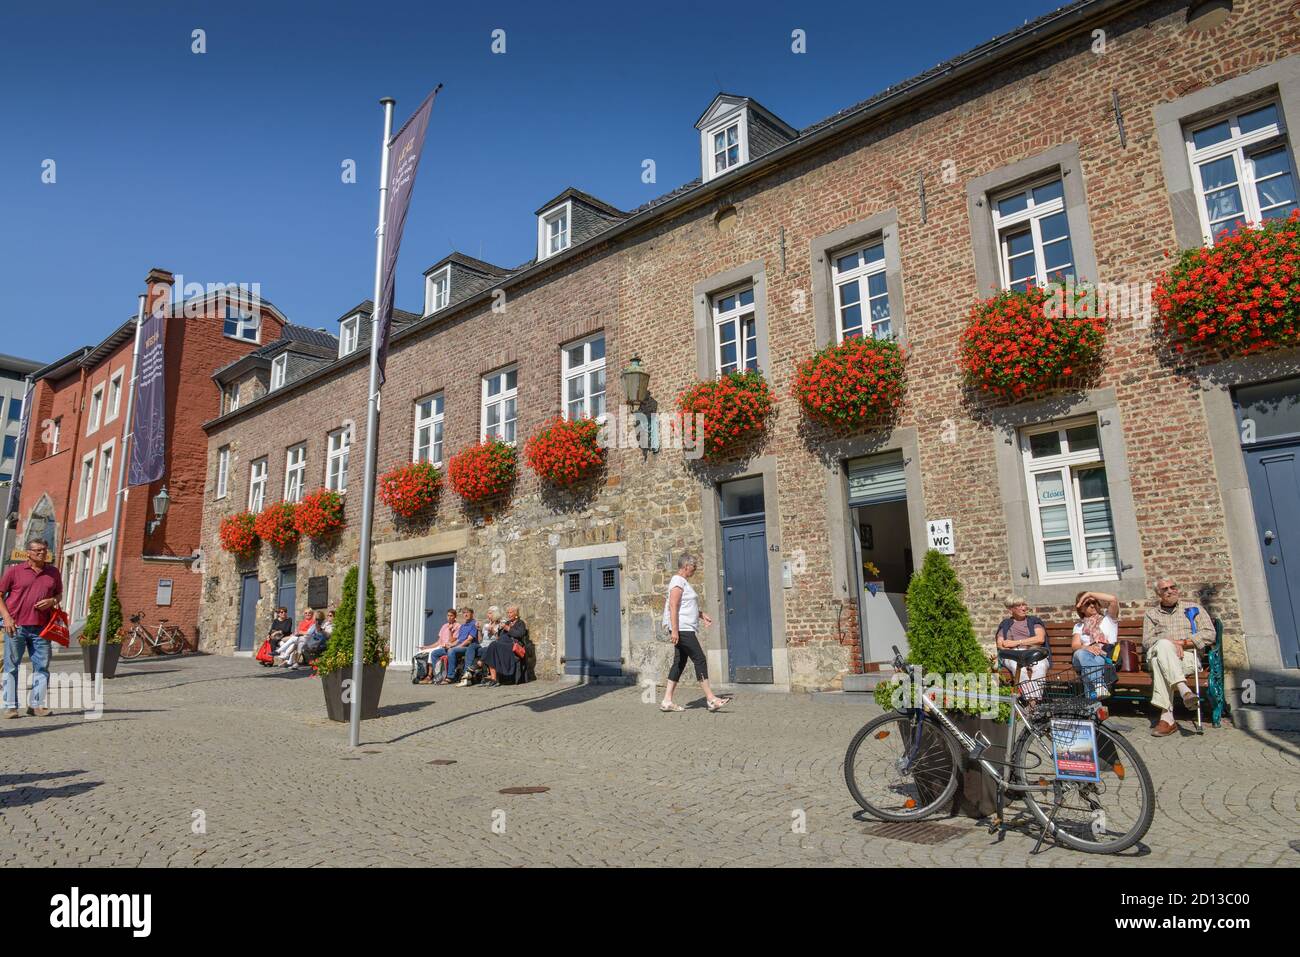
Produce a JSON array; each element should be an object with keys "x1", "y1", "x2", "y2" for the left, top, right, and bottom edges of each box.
[
  {"x1": 79, "y1": 568, "x2": 124, "y2": 678},
  {"x1": 312, "y1": 566, "x2": 389, "y2": 722},
  {"x1": 874, "y1": 549, "x2": 1009, "y2": 818}
]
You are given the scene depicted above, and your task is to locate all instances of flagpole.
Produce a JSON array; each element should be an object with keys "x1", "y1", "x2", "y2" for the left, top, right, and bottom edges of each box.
[
  {"x1": 349, "y1": 96, "x2": 395, "y2": 748},
  {"x1": 0, "y1": 375, "x2": 33, "y2": 572},
  {"x1": 95, "y1": 293, "x2": 147, "y2": 702}
]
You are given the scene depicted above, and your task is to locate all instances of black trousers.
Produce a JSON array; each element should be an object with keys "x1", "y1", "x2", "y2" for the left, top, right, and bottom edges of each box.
[{"x1": 668, "y1": 630, "x2": 707, "y2": 682}]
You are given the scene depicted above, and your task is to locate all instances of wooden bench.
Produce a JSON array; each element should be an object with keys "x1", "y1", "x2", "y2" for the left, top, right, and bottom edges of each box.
[{"x1": 998, "y1": 617, "x2": 1223, "y2": 714}]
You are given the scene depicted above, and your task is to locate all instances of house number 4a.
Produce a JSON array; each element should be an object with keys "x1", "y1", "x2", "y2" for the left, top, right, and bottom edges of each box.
[{"x1": 769, "y1": 544, "x2": 780, "y2": 552}]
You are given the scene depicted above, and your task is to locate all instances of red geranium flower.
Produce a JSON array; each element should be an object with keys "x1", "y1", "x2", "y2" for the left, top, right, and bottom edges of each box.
[
  {"x1": 294, "y1": 488, "x2": 345, "y2": 539},
  {"x1": 677, "y1": 370, "x2": 776, "y2": 458},
  {"x1": 378, "y1": 461, "x2": 442, "y2": 518},
  {"x1": 792, "y1": 335, "x2": 906, "y2": 431},
  {"x1": 447, "y1": 439, "x2": 517, "y2": 504},
  {"x1": 254, "y1": 501, "x2": 300, "y2": 551},
  {"x1": 525, "y1": 417, "x2": 605, "y2": 487},
  {"x1": 218, "y1": 512, "x2": 258, "y2": 557}
]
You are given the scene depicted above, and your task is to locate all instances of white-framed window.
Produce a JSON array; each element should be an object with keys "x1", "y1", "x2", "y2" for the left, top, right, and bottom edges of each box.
[
  {"x1": 831, "y1": 240, "x2": 892, "y2": 341},
  {"x1": 562, "y1": 334, "x2": 606, "y2": 420},
  {"x1": 86, "y1": 384, "x2": 104, "y2": 435},
  {"x1": 248, "y1": 457, "x2": 268, "y2": 512},
  {"x1": 711, "y1": 121, "x2": 741, "y2": 175},
  {"x1": 223, "y1": 305, "x2": 261, "y2": 343},
  {"x1": 991, "y1": 176, "x2": 1075, "y2": 292},
  {"x1": 93, "y1": 440, "x2": 114, "y2": 515},
  {"x1": 326, "y1": 428, "x2": 350, "y2": 492},
  {"x1": 284, "y1": 443, "x2": 306, "y2": 502},
  {"x1": 270, "y1": 354, "x2": 288, "y2": 391},
  {"x1": 1020, "y1": 416, "x2": 1118, "y2": 582},
  {"x1": 76, "y1": 452, "x2": 95, "y2": 520},
  {"x1": 414, "y1": 393, "x2": 445, "y2": 465},
  {"x1": 539, "y1": 203, "x2": 571, "y2": 259},
  {"x1": 1185, "y1": 100, "x2": 1296, "y2": 245},
  {"x1": 426, "y1": 267, "x2": 451, "y2": 314},
  {"x1": 105, "y1": 369, "x2": 124, "y2": 424},
  {"x1": 339, "y1": 315, "x2": 360, "y2": 358},
  {"x1": 227, "y1": 383, "x2": 242, "y2": 413},
  {"x1": 481, "y1": 367, "x2": 518, "y2": 444},
  {"x1": 712, "y1": 286, "x2": 758, "y2": 375},
  {"x1": 215, "y1": 445, "x2": 230, "y2": 500},
  {"x1": 48, "y1": 418, "x2": 60, "y2": 455}
]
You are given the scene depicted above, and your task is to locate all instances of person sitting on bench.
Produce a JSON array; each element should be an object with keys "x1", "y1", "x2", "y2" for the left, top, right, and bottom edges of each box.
[
  {"x1": 1143, "y1": 578, "x2": 1210, "y2": 737},
  {"x1": 995, "y1": 595, "x2": 1048, "y2": 698},
  {"x1": 1071, "y1": 590, "x2": 1119, "y2": 699},
  {"x1": 267, "y1": 606, "x2": 293, "y2": 657},
  {"x1": 416, "y1": 608, "x2": 458, "y2": 684},
  {"x1": 446, "y1": 607, "x2": 480, "y2": 686}
]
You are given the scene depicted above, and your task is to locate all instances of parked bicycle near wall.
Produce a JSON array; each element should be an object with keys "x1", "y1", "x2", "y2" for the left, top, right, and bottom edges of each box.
[
  {"x1": 843, "y1": 645, "x2": 1154, "y2": 854},
  {"x1": 121, "y1": 612, "x2": 186, "y2": 660}
]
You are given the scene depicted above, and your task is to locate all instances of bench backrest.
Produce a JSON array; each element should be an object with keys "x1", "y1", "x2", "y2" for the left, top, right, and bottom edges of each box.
[{"x1": 1043, "y1": 619, "x2": 1146, "y2": 670}]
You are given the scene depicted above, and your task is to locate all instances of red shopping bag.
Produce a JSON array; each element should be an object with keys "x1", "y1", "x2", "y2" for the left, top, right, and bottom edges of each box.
[{"x1": 40, "y1": 609, "x2": 71, "y2": 647}]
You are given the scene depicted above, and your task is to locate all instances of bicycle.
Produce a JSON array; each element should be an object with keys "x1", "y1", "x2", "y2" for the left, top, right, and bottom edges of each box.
[
  {"x1": 121, "y1": 612, "x2": 187, "y2": 660},
  {"x1": 844, "y1": 645, "x2": 1155, "y2": 854}
]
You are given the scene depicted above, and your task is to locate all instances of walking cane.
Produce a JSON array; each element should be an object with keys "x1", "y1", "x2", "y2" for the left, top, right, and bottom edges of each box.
[{"x1": 1186, "y1": 608, "x2": 1205, "y2": 735}]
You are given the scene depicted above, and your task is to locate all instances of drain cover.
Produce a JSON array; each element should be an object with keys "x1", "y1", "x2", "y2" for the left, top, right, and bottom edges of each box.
[
  {"x1": 428, "y1": 759, "x2": 457, "y2": 766},
  {"x1": 498, "y1": 786, "x2": 549, "y2": 795},
  {"x1": 863, "y1": 821, "x2": 964, "y2": 845},
  {"x1": 362, "y1": 750, "x2": 381, "y2": 754}
]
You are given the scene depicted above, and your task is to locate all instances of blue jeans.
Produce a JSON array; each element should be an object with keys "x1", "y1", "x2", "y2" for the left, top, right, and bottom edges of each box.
[
  {"x1": 1073, "y1": 647, "x2": 1110, "y2": 700},
  {"x1": 3, "y1": 626, "x2": 50, "y2": 710},
  {"x1": 447, "y1": 642, "x2": 478, "y2": 679}
]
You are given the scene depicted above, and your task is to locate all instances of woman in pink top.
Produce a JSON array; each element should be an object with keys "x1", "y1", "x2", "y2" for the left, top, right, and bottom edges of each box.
[{"x1": 417, "y1": 608, "x2": 458, "y2": 684}]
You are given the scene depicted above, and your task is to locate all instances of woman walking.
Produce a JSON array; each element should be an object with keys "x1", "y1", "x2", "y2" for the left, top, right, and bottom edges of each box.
[{"x1": 660, "y1": 554, "x2": 730, "y2": 713}]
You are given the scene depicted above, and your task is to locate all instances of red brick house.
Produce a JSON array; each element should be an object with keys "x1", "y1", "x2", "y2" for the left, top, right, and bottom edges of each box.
[{"x1": 16, "y1": 268, "x2": 287, "y2": 643}]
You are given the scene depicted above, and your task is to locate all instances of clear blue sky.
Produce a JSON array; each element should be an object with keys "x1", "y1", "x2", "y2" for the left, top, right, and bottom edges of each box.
[{"x1": 0, "y1": 0, "x2": 1056, "y2": 364}]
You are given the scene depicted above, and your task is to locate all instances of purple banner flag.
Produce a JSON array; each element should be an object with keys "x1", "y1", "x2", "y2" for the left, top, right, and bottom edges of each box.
[
  {"x1": 128, "y1": 309, "x2": 167, "y2": 486},
  {"x1": 376, "y1": 86, "x2": 439, "y2": 383},
  {"x1": 4, "y1": 383, "x2": 33, "y2": 521}
]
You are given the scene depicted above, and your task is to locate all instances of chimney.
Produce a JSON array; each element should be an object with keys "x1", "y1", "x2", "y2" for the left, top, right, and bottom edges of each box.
[{"x1": 144, "y1": 267, "x2": 175, "y2": 318}]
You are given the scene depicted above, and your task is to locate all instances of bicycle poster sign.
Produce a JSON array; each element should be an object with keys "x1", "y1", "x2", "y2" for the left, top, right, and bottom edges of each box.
[{"x1": 1049, "y1": 717, "x2": 1101, "y2": 782}]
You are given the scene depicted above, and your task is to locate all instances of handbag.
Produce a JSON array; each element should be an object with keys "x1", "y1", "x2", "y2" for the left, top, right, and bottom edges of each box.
[
  {"x1": 40, "y1": 609, "x2": 71, "y2": 647},
  {"x1": 511, "y1": 639, "x2": 526, "y2": 660},
  {"x1": 1113, "y1": 639, "x2": 1138, "y2": 673}
]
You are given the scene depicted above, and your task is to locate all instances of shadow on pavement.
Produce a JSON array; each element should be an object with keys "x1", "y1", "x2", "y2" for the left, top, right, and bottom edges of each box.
[
  {"x1": 0, "y1": 779, "x2": 101, "y2": 809},
  {"x1": 0, "y1": 769, "x2": 87, "y2": 787}
]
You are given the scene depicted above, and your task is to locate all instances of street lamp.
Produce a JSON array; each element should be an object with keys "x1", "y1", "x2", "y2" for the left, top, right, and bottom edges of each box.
[
  {"x1": 148, "y1": 485, "x2": 170, "y2": 534},
  {"x1": 621, "y1": 355, "x2": 650, "y2": 410}
]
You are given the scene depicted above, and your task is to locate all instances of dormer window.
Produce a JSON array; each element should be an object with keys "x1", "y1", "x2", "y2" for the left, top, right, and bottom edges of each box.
[
  {"x1": 712, "y1": 122, "x2": 741, "y2": 175},
  {"x1": 339, "y1": 315, "x2": 360, "y2": 357},
  {"x1": 270, "y1": 354, "x2": 287, "y2": 391},
  {"x1": 539, "y1": 202, "x2": 571, "y2": 259},
  {"x1": 426, "y1": 266, "x2": 451, "y2": 314}
]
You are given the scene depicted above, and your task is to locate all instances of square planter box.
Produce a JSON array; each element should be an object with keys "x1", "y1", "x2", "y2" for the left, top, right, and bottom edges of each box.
[
  {"x1": 81, "y1": 643, "x2": 121, "y2": 679},
  {"x1": 950, "y1": 712, "x2": 1012, "y2": 819},
  {"x1": 319, "y1": 664, "x2": 387, "y2": 723}
]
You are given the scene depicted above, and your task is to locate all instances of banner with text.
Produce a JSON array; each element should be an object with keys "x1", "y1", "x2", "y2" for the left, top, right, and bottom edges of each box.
[
  {"x1": 4, "y1": 382, "x2": 33, "y2": 521},
  {"x1": 128, "y1": 310, "x2": 167, "y2": 486}
]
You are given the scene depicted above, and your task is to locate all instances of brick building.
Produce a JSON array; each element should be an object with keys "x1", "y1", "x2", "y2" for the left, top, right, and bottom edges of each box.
[
  {"x1": 199, "y1": 0, "x2": 1299, "y2": 704},
  {"x1": 16, "y1": 269, "x2": 287, "y2": 642}
]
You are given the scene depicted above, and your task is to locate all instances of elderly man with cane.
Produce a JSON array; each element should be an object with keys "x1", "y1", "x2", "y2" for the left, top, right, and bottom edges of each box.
[{"x1": 1142, "y1": 578, "x2": 1211, "y2": 737}]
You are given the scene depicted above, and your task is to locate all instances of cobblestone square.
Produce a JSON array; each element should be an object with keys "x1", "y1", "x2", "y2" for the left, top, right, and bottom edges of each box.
[{"x1": 1, "y1": 655, "x2": 1297, "y2": 867}]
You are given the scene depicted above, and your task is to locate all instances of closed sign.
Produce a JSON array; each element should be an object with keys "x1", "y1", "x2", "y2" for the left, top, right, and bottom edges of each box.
[{"x1": 927, "y1": 519, "x2": 955, "y2": 555}]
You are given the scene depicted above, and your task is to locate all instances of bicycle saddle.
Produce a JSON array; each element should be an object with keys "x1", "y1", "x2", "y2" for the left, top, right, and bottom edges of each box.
[{"x1": 999, "y1": 646, "x2": 1049, "y2": 664}]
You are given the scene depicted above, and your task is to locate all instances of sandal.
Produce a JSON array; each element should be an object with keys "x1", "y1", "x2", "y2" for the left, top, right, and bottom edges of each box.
[
  {"x1": 707, "y1": 696, "x2": 730, "y2": 712},
  {"x1": 659, "y1": 702, "x2": 685, "y2": 712}
]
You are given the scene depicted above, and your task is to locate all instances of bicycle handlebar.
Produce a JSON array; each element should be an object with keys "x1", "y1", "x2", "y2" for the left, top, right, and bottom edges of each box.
[{"x1": 891, "y1": 645, "x2": 912, "y2": 676}]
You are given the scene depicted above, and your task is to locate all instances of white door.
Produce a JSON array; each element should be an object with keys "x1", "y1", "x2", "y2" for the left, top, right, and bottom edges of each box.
[{"x1": 389, "y1": 559, "x2": 424, "y2": 666}]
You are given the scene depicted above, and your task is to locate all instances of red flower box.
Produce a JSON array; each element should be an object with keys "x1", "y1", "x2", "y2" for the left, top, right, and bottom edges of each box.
[
  {"x1": 447, "y1": 439, "x2": 517, "y2": 504},
  {"x1": 1154, "y1": 210, "x2": 1300, "y2": 357},
  {"x1": 525, "y1": 417, "x2": 606, "y2": 487},
  {"x1": 254, "y1": 501, "x2": 300, "y2": 551},
  {"x1": 294, "y1": 488, "x2": 345, "y2": 539},
  {"x1": 218, "y1": 512, "x2": 258, "y2": 557},
  {"x1": 792, "y1": 335, "x2": 907, "y2": 432},
  {"x1": 959, "y1": 285, "x2": 1107, "y2": 401},
  {"x1": 677, "y1": 370, "x2": 776, "y2": 458},
  {"x1": 378, "y1": 461, "x2": 442, "y2": 518}
]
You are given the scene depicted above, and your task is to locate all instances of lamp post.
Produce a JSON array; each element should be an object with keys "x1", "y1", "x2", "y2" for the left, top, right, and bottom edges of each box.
[{"x1": 148, "y1": 485, "x2": 170, "y2": 534}]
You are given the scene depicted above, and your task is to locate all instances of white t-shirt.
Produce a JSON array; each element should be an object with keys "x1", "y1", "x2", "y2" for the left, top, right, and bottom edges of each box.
[
  {"x1": 662, "y1": 574, "x2": 700, "y2": 633},
  {"x1": 1073, "y1": 613, "x2": 1118, "y2": 647}
]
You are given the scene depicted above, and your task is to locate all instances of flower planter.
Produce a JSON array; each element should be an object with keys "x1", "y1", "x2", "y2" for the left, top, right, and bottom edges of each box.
[
  {"x1": 677, "y1": 370, "x2": 776, "y2": 458},
  {"x1": 319, "y1": 663, "x2": 387, "y2": 723},
  {"x1": 949, "y1": 712, "x2": 1010, "y2": 819},
  {"x1": 959, "y1": 285, "x2": 1107, "y2": 401},
  {"x1": 447, "y1": 439, "x2": 517, "y2": 505},
  {"x1": 525, "y1": 416, "x2": 605, "y2": 486},
  {"x1": 792, "y1": 335, "x2": 906, "y2": 432},
  {"x1": 379, "y1": 461, "x2": 442, "y2": 518},
  {"x1": 254, "y1": 501, "x2": 300, "y2": 552},
  {"x1": 294, "y1": 489, "x2": 345, "y2": 540},
  {"x1": 81, "y1": 643, "x2": 121, "y2": 679},
  {"x1": 218, "y1": 512, "x2": 259, "y2": 558}
]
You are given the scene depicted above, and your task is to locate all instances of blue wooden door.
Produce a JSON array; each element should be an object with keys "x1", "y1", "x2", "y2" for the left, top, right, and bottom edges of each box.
[
  {"x1": 721, "y1": 518, "x2": 774, "y2": 682},
  {"x1": 1244, "y1": 442, "x2": 1300, "y2": 668},
  {"x1": 237, "y1": 573, "x2": 261, "y2": 652},
  {"x1": 562, "y1": 558, "x2": 622, "y2": 676},
  {"x1": 277, "y1": 566, "x2": 296, "y2": 617},
  {"x1": 423, "y1": 557, "x2": 455, "y2": 646}
]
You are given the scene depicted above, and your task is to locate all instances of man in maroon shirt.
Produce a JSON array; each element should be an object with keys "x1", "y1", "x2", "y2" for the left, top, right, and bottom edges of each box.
[{"x1": 1, "y1": 536, "x2": 63, "y2": 718}]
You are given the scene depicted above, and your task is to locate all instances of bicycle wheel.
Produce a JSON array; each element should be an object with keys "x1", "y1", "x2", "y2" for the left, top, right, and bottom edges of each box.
[
  {"x1": 120, "y1": 628, "x2": 147, "y2": 660},
  {"x1": 844, "y1": 711, "x2": 961, "y2": 821},
  {"x1": 1012, "y1": 718, "x2": 1155, "y2": 854},
  {"x1": 159, "y1": 628, "x2": 185, "y2": 655}
]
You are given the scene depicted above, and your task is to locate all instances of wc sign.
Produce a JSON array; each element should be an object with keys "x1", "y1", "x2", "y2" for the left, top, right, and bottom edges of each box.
[{"x1": 927, "y1": 518, "x2": 955, "y2": 555}]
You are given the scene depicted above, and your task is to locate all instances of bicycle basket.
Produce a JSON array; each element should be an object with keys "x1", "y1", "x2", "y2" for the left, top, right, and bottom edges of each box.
[{"x1": 1015, "y1": 662, "x2": 1116, "y2": 717}]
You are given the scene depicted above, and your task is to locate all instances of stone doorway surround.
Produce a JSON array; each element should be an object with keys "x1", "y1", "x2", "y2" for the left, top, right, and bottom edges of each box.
[{"x1": 554, "y1": 541, "x2": 630, "y2": 683}]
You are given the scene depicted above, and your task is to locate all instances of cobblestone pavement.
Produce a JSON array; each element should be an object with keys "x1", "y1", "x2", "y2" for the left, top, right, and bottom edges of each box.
[{"x1": 1, "y1": 655, "x2": 1297, "y2": 867}]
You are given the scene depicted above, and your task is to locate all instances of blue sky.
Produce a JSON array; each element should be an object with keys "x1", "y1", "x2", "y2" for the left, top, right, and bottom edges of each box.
[{"x1": 0, "y1": 0, "x2": 1056, "y2": 364}]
